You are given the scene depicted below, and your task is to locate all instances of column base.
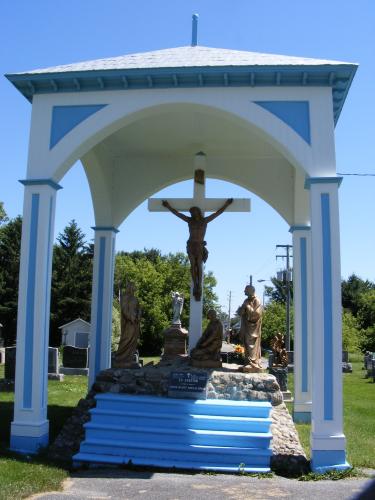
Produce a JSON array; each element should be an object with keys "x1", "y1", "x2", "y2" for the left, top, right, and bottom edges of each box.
[
  {"x1": 293, "y1": 411, "x2": 311, "y2": 423},
  {"x1": 10, "y1": 420, "x2": 49, "y2": 454},
  {"x1": 311, "y1": 449, "x2": 350, "y2": 474}
]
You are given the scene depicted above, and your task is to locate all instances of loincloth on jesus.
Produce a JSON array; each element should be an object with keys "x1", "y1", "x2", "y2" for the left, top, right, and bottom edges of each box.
[{"x1": 186, "y1": 239, "x2": 208, "y2": 262}]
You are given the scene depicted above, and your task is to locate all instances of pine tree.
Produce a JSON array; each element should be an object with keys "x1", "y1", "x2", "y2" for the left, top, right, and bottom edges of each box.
[
  {"x1": 50, "y1": 220, "x2": 93, "y2": 345},
  {"x1": 0, "y1": 216, "x2": 22, "y2": 345}
]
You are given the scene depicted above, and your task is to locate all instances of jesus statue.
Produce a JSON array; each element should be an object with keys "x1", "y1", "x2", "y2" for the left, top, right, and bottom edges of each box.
[{"x1": 162, "y1": 198, "x2": 233, "y2": 301}]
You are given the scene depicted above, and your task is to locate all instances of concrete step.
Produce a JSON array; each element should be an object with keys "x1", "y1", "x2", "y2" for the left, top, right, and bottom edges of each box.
[
  {"x1": 73, "y1": 452, "x2": 271, "y2": 473},
  {"x1": 75, "y1": 393, "x2": 273, "y2": 472},
  {"x1": 84, "y1": 422, "x2": 272, "y2": 448},
  {"x1": 95, "y1": 393, "x2": 272, "y2": 418},
  {"x1": 89, "y1": 408, "x2": 272, "y2": 433},
  {"x1": 79, "y1": 438, "x2": 272, "y2": 466}
]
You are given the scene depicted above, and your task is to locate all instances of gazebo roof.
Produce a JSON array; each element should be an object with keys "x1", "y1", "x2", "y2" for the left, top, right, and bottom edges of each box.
[{"x1": 6, "y1": 45, "x2": 357, "y2": 124}]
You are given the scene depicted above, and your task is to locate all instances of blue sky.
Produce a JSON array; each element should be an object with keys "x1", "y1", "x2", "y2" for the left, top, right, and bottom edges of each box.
[{"x1": 0, "y1": 1, "x2": 374, "y2": 312}]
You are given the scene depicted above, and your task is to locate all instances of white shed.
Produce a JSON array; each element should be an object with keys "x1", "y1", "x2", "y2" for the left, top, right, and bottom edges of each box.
[{"x1": 59, "y1": 319, "x2": 91, "y2": 348}]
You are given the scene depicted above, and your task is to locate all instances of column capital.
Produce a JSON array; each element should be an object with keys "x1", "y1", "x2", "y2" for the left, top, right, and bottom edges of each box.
[
  {"x1": 289, "y1": 225, "x2": 311, "y2": 233},
  {"x1": 19, "y1": 179, "x2": 63, "y2": 191},
  {"x1": 304, "y1": 176, "x2": 343, "y2": 189},
  {"x1": 91, "y1": 226, "x2": 119, "y2": 233}
]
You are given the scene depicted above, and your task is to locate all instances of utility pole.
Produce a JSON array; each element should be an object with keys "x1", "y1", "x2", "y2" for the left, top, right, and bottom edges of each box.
[
  {"x1": 276, "y1": 244, "x2": 293, "y2": 351},
  {"x1": 249, "y1": 275, "x2": 253, "y2": 286},
  {"x1": 228, "y1": 291, "x2": 232, "y2": 327}
]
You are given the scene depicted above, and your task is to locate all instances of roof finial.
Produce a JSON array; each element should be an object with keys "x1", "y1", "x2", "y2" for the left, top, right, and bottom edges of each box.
[{"x1": 191, "y1": 13, "x2": 199, "y2": 47}]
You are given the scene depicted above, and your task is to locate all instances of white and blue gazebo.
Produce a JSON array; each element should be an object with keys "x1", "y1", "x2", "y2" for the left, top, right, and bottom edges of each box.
[{"x1": 6, "y1": 27, "x2": 357, "y2": 472}]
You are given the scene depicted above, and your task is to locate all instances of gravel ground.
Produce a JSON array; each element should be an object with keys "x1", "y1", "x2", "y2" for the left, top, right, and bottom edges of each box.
[{"x1": 29, "y1": 469, "x2": 375, "y2": 500}]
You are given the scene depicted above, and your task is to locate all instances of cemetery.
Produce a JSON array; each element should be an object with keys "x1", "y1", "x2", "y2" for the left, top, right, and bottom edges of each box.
[{"x1": 0, "y1": 9, "x2": 374, "y2": 500}]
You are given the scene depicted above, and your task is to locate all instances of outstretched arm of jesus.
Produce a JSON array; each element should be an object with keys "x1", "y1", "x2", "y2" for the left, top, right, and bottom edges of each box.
[
  {"x1": 204, "y1": 198, "x2": 233, "y2": 223},
  {"x1": 162, "y1": 200, "x2": 190, "y2": 222}
]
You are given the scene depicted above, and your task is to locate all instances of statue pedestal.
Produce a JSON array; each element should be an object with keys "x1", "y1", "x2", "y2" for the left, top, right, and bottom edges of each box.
[
  {"x1": 239, "y1": 365, "x2": 266, "y2": 373},
  {"x1": 190, "y1": 359, "x2": 222, "y2": 369},
  {"x1": 161, "y1": 324, "x2": 188, "y2": 361},
  {"x1": 269, "y1": 366, "x2": 288, "y2": 391}
]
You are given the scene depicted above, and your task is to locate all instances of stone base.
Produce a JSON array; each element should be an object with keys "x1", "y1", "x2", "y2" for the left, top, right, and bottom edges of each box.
[
  {"x1": 190, "y1": 359, "x2": 222, "y2": 368},
  {"x1": 162, "y1": 325, "x2": 188, "y2": 361},
  {"x1": 116, "y1": 362, "x2": 142, "y2": 369},
  {"x1": 59, "y1": 367, "x2": 88, "y2": 376},
  {"x1": 49, "y1": 363, "x2": 307, "y2": 468},
  {"x1": 269, "y1": 366, "x2": 288, "y2": 392},
  {"x1": 48, "y1": 373, "x2": 64, "y2": 381},
  {"x1": 239, "y1": 365, "x2": 266, "y2": 373}
]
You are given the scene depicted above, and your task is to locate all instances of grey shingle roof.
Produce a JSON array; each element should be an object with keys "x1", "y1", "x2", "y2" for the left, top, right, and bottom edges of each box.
[{"x1": 17, "y1": 45, "x2": 354, "y2": 75}]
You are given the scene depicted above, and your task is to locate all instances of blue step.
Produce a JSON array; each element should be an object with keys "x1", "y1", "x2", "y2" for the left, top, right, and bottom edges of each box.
[
  {"x1": 73, "y1": 452, "x2": 271, "y2": 474},
  {"x1": 74, "y1": 394, "x2": 273, "y2": 472},
  {"x1": 89, "y1": 408, "x2": 272, "y2": 433},
  {"x1": 95, "y1": 393, "x2": 272, "y2": 419},
  {"x1": 79, "y1": 438, "x2": 272, "y2": 466},
  {"x1": 84, "y1": 422, "x2": 272, "y2": 448}
]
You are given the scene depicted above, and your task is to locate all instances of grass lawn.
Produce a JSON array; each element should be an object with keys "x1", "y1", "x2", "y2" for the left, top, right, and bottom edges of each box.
[
  {"x1": 287, "y1": 351, "x2": 375, "y2": 468},
  {"x1": 0, "y1": 354, "x2": 374, "y2": 498}
]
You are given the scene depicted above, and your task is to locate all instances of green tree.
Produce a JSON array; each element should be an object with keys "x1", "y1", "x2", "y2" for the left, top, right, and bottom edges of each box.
[
  {"x1": 50, "y1": 220, "x2": 93, "y2": 346},
  {"x1": 114, "y1": 249, "x2": 219, "y2": 355},
  {"x1": 261, "y1": 301, "x2": 294, "y2": 349},
  {"x1": 0, "y1": 202, "x2": 8, "y2": 225},
  {"x1": 264, "y1": 275, "x2": 293, "y2": 304},
  {"x1": 342, "y1": 310, "x2": 360, "y2": 352},
  {"x1": 0, "y1": 216, "x2": 22, "y2": 345},
  {"x1": 355, "y1": 289, "x2": 375, "y2": 353},
  {"x1": 357, "y1": 290, "x2": 375, "y2": 330},
  {"x1": 111, "y1": 302, "x2": 121, "y2": 352},
  {"x1": 342, "y1": 274, "x2": 375, "y2": 316}
]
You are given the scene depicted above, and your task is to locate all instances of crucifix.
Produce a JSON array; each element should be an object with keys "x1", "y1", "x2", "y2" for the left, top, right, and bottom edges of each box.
[{"x1": 148, "y1": 152, "x2": 251, "y2": 351}]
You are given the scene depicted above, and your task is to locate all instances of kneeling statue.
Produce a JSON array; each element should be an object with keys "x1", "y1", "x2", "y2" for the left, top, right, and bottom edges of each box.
[{"x1": 190, "y1": 309, "x2": 223, "y2": 368}]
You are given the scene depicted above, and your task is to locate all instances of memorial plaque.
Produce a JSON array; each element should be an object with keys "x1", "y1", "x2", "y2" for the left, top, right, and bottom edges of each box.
[
  {"x1": 62, "y1": 346, "x2": 88, "y2": 368},
  {"x1": 168, "y1": 371, "x2": 208, "y2": 399}
]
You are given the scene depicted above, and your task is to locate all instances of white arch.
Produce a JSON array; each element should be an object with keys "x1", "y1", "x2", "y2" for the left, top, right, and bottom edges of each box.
[{"x1": 27, "y1": 88, "x2": 315, "y2": 182}]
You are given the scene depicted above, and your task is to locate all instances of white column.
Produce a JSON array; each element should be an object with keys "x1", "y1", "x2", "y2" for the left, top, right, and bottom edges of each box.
[
  {"x1": 290, "y1": 226, "x2": 312, "y2": 423},
  {"x1": 306, "y1": 177, "x2": 349, "y2": 473},
  {"x1": 10, "y1": 179, "x2": 61, "y2": 454},
  {"x1": 188, "y1": 276, "x2": 204, "y2": 352},
  {"x1": 88, "y1": 227, "x2": 117, "y2": 388}
]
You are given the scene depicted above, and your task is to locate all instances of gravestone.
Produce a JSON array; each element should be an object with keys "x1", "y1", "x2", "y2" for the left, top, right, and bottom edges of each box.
[
  {"x1": 168, "y1": 370, "x2": 208, "y2": 399},
  {"x1": 4, "y1": 346, "x2": 16, "y2": 380},
  {"x1": 342, "y1": 351, "x2": 349, "y2": 363},
  {"x1": 48, "y1": 347, "x2": 64, "y2": 381},
  {"x1": 60, "y1": 345, "x2": 89, "y2": 375},
  {"x1": 62, "y1": 346, "x2": 88, "y2": 368}
]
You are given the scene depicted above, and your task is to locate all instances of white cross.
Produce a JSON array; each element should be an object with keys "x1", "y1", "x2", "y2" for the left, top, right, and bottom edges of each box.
[{"x1": 148, "y1": 153, "x2": 251, "y2": 350}]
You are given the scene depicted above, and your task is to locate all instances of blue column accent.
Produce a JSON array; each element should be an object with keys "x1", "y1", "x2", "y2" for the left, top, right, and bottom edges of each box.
[
  {"x1": 94, "y1": 237, "x2": 106, "y2": 378},
  {"x1": 321, "y1": 193, "x2": 333, "y2": 420},
  {"x1": 42, "y1": 196, "x2": 54, "y2": 408},
  {"x1": 311, "y1": 450, "x2": 349, "y2": 473},
  {"x1": 300, "y1": 237, "x2": 308, "y2": 393},
  {"x1": 23, "y1": 194, "x2": 40, "y2": 408},
  {"x1": 10, "y1": 434, "x2": 49, "y2": 454},
  {"x1": 254, "y1": 101, "x2": 311, "y2": 144},
  {"x1": 293, "y1": 411, "x2": 311, "y2": 424},
  {"x1": 50, "y1": 104, "x2": 107, "y2": 149}
]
